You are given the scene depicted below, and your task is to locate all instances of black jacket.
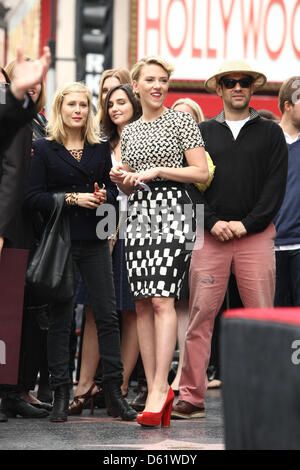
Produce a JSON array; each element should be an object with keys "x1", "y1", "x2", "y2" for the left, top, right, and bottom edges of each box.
[
  {"x1": 25, "y1": 138, "x2": 118, "y2": 240},
  {"x1": 0, "y1": 89, "x2": 35, "y2": 153},
  {"x1": 0, "y1": 90, "x2": 35, "y2": 242}
]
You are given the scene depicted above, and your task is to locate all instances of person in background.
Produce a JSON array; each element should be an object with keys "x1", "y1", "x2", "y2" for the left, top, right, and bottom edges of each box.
[
  {"x1": 257, "y1": 109, "x2": 280, "y2": 123},
  {"x1": 273, "y1": 77, "x2": 300, "y2": 307},
  {"x1": 110, "y1": 56, "x2": 209, "y2": 427},
  {"x1": 69, "y1": 84, "x2": 142, "y2": 416},
  {"x1": 103, "y1": 84, "x2": 142, "y2": 398},
  {"x1": 5, "y1": 57, "x2": 52, "y2": 410},
  {"x1": 172, "y1": 60, "x2": 288, "y2": 420},
  {"x1": 24, "y1": 82, "x2": 137, "y2": 422},
  {"x1": 71, "y1": 67, "x2": 133, "y2": 409},
  {"x1": 0, "y1": 46, "x2": 51, "y2": 422},
  {"x1": 96, "y1": 68, "x2": 131, "y2": 125},
  {"x1": 172, "y1": 97, "x2": 205, "y2": 123}
]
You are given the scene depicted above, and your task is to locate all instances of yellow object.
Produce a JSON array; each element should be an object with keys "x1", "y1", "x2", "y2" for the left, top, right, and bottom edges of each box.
[{"x1": 194, "y1": 152, "x2": 216, "y2": 192}]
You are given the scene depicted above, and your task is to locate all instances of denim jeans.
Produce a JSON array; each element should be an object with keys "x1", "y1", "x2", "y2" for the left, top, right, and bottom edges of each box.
[
  {"x1": 274, "y1": 249, "x2": 300, "y2": 306},
  {"x1": 47, "y1": 239, "x2": 123, "y2": 389}
]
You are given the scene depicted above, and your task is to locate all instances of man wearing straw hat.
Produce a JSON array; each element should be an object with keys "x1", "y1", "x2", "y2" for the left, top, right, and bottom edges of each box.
[{"x1": 172, "y1": 60, "x2": 288, "y2": 419}]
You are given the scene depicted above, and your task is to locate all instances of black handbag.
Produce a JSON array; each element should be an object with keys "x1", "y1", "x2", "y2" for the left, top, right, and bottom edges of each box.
[{"x1": 26, "y1": 192, "x2": 74, "y2": 304}]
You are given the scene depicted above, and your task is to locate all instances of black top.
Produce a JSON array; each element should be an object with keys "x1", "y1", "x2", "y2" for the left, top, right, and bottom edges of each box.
[
  {"x1": 0, "y1": 89, "x2": 35, "y2": 153},
  {"x1": 189, "y1": 109, "x2": 288, "y2": 234},
  {"x1": 25, "y1": 138, "x2": 118, "y2": 240},
  {"x1": 0, "y1": 90, "x2": 36, "y2": 242}
]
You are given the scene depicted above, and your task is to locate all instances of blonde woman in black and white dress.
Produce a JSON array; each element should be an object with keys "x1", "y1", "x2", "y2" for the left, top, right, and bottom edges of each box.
[{"x1": 110, "y1": 56, "x2": 209, "y2": 427}]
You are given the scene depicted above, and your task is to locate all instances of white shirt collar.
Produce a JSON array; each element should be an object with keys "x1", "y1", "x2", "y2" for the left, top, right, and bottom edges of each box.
[{"x1": 283, "y1": 131, "x2": 300, "y2": 144}]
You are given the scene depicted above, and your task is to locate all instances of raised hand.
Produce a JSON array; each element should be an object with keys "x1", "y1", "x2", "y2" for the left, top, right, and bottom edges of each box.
[{"x1": 10, "y1": 46, "x2": 51, "y2": 101}]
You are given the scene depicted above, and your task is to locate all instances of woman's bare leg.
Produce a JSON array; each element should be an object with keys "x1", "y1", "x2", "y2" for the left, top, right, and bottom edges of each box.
[
  {"x1": 135, "y1": 298, "x2": 156, "y2": 394},
  {"x1": 171, "y1": 299, "x2": 189, "y2": 391},
  {"x1": 144, "y1": 297, "x2": 177, "y2": 413},
  {"x1": 73, "y1": 306, "x2": 99, "y2": 396}
]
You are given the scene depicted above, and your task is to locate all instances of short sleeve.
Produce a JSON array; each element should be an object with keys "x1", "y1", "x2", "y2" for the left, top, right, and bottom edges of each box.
[{"x1": 177, "y1": 112, "x2": 205, "y2": 151}]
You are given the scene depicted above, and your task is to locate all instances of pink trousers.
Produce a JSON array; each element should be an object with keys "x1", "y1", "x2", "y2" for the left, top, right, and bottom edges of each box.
[{"x1": 179, "y1": 223, "x2": 276, "y2": 407}]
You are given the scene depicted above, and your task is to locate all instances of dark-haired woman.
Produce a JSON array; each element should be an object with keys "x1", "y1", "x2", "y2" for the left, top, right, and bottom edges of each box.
[{"x1": 69, "y1": 84, "x2": 142, "y2": 413}]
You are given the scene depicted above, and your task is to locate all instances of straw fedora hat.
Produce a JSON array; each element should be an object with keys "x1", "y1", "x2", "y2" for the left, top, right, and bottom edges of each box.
[{"x1": 205, "y1": 60, "x2": 267, "y2": 93}]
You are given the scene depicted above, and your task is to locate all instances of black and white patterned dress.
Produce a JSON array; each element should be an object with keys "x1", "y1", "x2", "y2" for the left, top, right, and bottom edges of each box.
[{"x1": 121, "y1": 108, "x2": 204, "y2": 300}]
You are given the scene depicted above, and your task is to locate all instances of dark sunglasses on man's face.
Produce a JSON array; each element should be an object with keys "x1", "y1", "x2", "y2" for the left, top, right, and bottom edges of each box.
[{"x1": 220, "y1": 77, "x2": 254, "y2": 89}]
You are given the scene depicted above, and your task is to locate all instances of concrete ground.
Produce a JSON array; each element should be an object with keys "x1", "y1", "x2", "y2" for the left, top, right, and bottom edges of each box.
[{"x1": 0, "y1": 388, "x2": 224, "y2": 453}]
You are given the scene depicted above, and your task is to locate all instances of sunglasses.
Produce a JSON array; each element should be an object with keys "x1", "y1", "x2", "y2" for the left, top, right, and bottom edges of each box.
[{"x1": 220, "y1": 77, "x2": 253, "y2": 89}]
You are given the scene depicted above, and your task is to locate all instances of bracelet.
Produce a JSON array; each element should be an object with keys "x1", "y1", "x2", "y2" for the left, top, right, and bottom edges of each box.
[{"x1": 65, "y1": 192, "x2": 79, "y2": 206}]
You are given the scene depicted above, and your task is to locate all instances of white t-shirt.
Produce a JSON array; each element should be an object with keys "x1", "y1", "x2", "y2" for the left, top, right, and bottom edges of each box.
[
  {"x1": 111, "y1": 151, "x2": 128, "y2": 212},
  {"x1": 225, "y1": 116, "x2": 250, "y2": 140}
]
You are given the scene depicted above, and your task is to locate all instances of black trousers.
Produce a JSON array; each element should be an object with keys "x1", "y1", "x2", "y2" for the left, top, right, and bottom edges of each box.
[
  {"x1": 18, "y1": 304, "x2": 49, "y2": 390},
  {"x1": 47, "y1": 239, "x2": 123, "y2": 389}
]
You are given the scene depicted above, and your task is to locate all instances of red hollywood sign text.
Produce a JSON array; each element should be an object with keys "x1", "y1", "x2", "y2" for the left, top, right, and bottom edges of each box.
[{"x1": 142, "y1": 0, "x2": 300, "y2": 60}]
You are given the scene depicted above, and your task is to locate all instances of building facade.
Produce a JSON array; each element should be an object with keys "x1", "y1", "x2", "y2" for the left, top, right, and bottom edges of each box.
[{"x1": 2, "y1": 0, "x2": 300, "y2": 118}]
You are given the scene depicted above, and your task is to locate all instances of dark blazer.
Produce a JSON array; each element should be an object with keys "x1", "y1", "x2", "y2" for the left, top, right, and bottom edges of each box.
[
  {"x1": 0, "y1": 124, "x2": 33, "y2": 244},
  {"x1": 25, "y1": 138, "x2": 118, "y2": 240},
  {"x1": 0, "y1": 90, "x2": 36, "y2": 241},
  {"x1": 0, "y1": 89, "x2": 35, "y2": 153}
]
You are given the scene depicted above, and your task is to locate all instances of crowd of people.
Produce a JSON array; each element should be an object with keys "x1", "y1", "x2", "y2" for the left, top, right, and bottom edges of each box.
[{"x1": 0, "y1": 45, "x2": 298, "y2": 429}]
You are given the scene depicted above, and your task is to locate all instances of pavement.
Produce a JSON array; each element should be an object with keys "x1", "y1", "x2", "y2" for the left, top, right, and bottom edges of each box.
[{"x1": 0, "y1": 387, "x2": 224, "y2": 455}]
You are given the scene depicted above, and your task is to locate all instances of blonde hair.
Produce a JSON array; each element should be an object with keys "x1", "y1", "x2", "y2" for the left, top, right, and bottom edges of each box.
[
  {"x1": 46, "y1": 82, "x2": 99, "y2": 145},
  {"x1": 172, "y1": 98, "x2": 205, "y2": 123},
  {"x1": 5, "y1": 57, "x2": 46, "y2": 113},
  {"x1": 130, "y1": 56, "x2": 174, "y2": 83},
  {"x1": 96, "y1": 67, "x2": 131, "y2": 122}
]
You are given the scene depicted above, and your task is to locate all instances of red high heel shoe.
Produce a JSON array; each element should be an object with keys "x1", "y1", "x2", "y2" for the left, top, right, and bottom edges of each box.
[{"x1": 137, "y1": 387, "x2": 174, "y2": 427}]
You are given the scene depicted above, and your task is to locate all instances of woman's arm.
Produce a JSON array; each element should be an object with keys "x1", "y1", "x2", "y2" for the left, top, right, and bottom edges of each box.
[{"x1": 122, "y1": 146, "x2": 209, "y2": 188}]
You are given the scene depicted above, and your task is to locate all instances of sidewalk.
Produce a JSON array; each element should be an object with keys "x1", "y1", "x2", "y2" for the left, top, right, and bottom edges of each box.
[{"x1": 0, "y1": 389, "x2": 224, "y2": 452}]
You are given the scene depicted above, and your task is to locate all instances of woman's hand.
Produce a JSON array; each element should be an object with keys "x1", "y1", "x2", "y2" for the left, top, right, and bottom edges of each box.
[
  {"x1": 109, "y1": 165, "x2": 128, "y2": 184},
  {"x1": 77, "y1": 192, "x2": 102, "y2": 209},
  {"x1": 122, "y1": 168, "x2": 160, "y2": 187},
  {"x1": 11, "y1": 46, "x2": 51, "y2": 101},
  {"x1": 94, "y1": 182, "x2": 107, "y2": 205},
  {"x1": 0, "y1": 236, "x2": 4, "y2": 261}
]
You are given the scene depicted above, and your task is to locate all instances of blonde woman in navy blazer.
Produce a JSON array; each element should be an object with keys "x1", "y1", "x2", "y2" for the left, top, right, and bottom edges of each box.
[{"x1": 25, "y1": 82, "x2": 137, "y2": 422}]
